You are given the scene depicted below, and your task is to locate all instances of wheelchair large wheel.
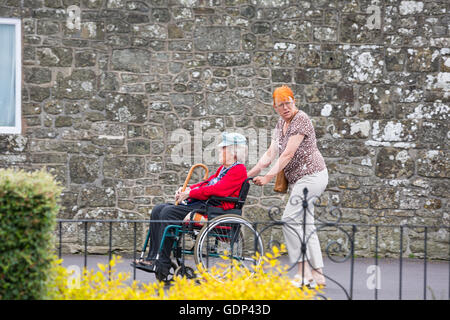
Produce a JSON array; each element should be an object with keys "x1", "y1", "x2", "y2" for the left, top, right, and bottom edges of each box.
[{"x1": 193, "y1": 214, "x2": 264, "y2": 280}]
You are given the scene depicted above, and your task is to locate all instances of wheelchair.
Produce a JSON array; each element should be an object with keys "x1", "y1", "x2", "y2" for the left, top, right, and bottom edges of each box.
[{"x1": 132, "y1": 177, "x2": 264, "y2": 283}]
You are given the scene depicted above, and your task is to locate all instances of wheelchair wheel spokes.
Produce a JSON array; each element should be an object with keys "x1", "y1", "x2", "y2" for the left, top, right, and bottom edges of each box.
[{"x1": 193, "y1": 214, "x2": 264, "y2": 281}]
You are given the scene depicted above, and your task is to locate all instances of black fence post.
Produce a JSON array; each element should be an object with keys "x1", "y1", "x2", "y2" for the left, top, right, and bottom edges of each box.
[
  {"x1": 399, "y1": 226, "x2": 404, "y2": 300},
  {"x1": 206, "y1": 220, "x2": 210, "y2": 269},
  {"x1": 133, "y1": 222, "x2": 137, "y2": 281},
  {"x1": 84, "y1": 221, "x2": 88, "y2": 269},
  {"x1": 253, "y1": 222, "x2": 258, "y2": 268},
  {"x1": 350, "y1": 224, "x2": 356, "y2": 300},
  {"x1": 109, "y1": 222, "x2": 113, "y2": 280},
  {"x1": 424, "y1": 226, "x2": 428, "y2": 300},
  {"x1": 59, "y1": 221, "x2": 62, "y2": 259},
  {"x1": 301, "y1": 188, "x2": 308, "y2": 286},
  {"x1": 375, "y1": 225, "x2": 379, "y2": 300}
]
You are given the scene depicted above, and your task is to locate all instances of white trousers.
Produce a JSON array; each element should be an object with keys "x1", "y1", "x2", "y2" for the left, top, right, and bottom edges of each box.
[{"x1": 282, "y1": 169, "x2": 328, "y2": 269}]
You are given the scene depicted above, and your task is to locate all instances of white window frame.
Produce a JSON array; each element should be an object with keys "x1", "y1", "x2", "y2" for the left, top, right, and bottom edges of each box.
[{"x1": 0, "y1": 18, "x2": 22, "y2": 134}]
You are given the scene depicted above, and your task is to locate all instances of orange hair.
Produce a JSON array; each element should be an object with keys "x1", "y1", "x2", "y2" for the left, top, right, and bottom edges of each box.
[{"x1": 272, "y1": 85, "x2": 295, "y2": 107}]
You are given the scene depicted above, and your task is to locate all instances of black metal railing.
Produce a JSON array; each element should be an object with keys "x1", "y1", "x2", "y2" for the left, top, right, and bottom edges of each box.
[{"x1": 55, "y1": 190, "x2": 449, "y2": 300}]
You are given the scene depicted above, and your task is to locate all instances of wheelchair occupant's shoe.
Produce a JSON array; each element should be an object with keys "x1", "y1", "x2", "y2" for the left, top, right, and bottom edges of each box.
[{"x1": 154, "y1": 260, "x2": 172, "y2": 282}]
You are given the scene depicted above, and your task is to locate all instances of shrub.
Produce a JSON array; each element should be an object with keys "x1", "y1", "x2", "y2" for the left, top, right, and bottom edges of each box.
[
  {"x1": 47, "y1": 246, "x2": 321, "y2": 300},
  {"x1": 0, "y1": 168, "x2": 62, "y2": 300}
]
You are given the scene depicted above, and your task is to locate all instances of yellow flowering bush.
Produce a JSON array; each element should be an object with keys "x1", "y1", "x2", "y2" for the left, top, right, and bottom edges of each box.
[
  {"x1": 47, "y1": 245, "x2": 321, "y2": 300},
  {"x1": 46, "y1": 256, "x2": 160, "y2": 300}
]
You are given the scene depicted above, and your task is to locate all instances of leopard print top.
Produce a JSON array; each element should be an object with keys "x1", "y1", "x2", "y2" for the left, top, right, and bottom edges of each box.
[{"x1": 275, "y1": 110, "x2": 326, "y2": 185}]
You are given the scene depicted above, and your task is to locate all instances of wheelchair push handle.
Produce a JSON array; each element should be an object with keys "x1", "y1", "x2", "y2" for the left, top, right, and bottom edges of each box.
[{"x1": 175, "y1": 163, "x2": 209, "y2": 205}]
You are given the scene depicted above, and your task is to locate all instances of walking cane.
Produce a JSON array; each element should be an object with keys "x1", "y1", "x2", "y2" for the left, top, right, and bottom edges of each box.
[{"x1": 175, "y1": 163, "x2": 209, "y2": 205}]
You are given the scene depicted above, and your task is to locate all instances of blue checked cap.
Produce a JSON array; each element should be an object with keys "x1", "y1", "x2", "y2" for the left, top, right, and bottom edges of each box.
[{"x1": 217, "y1": 132, "x2": 247, "y2": 147}]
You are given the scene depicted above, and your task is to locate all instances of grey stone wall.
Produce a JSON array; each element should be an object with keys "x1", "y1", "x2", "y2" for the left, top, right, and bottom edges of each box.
[{"x1": 0, "y1": 0, "x2": 448, "y2": 259}]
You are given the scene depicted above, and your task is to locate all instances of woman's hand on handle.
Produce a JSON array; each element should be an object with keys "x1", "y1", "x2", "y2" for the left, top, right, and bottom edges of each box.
[{"x1": 253, "y1": 175, "x2": 271, "y2": 186}]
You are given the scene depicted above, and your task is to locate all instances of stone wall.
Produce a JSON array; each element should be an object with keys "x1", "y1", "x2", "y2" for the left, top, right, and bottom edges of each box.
[{"x1": 0, "y1": 0, "x2": 448, "y2": 259}]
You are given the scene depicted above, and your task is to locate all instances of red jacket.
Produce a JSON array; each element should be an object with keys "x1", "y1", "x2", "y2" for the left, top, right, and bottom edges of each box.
[{"x1": 188, "y1": 164, "x2": 247, "y2": 210}]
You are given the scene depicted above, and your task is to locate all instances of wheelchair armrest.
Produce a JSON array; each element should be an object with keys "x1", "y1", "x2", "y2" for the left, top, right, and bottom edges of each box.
[
  {"x1": 206, "y1": 196, "x2": 243, "y2": 208},
  {"x1": 189, "y1": 198, "x2": 244, "y2": 220},
  {"x1": 207, "y1": 196, "x2": 240, "y2": 204}
]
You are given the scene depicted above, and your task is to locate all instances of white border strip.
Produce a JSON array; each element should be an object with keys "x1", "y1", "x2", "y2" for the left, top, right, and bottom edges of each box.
[{"x1": 0, "y1": 18, "x2": 22, "y2": 134}]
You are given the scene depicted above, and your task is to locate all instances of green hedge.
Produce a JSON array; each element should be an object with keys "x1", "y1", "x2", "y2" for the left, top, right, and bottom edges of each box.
[{"x1": 0, "y1": 168, "x2": 62, "y2": 300}]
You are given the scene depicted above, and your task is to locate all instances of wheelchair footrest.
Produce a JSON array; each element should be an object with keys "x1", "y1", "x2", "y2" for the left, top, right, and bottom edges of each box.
[{"x1": 130, "y1": 262, "x2": 156, "y2": 273}]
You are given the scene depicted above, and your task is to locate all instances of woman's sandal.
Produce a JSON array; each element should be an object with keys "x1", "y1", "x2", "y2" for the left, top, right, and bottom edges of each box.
[
  {"x1": 312, "y1": 273, "x2": 327, "y2": 287},
  {"x1": 291, "y1": 274, "x2": 315, "y2": 289}
]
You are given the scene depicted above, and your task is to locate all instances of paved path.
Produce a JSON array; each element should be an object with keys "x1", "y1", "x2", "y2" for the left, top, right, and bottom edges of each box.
[{"x1": 60, "y1": 254, "x2": 449, "y2": 300}]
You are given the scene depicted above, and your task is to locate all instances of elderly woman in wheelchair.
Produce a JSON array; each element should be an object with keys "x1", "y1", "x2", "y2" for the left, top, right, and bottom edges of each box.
[{"x1": 133, "y1": 132, "x2": 262, "y2": 282}]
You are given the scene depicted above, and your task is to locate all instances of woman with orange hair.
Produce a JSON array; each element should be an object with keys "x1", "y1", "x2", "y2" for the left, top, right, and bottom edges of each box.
[{"x1": 248, "y1": 85, "x2": 328, "y2": 288}]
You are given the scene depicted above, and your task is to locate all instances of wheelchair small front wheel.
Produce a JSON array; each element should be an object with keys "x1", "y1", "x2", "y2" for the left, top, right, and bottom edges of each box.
[
  {"x1": 174, "y1": 266, "x2": 196, "y2": 279},
  {"x1": 193, "y1": 214, "x2": 264, "y2": 280}
]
